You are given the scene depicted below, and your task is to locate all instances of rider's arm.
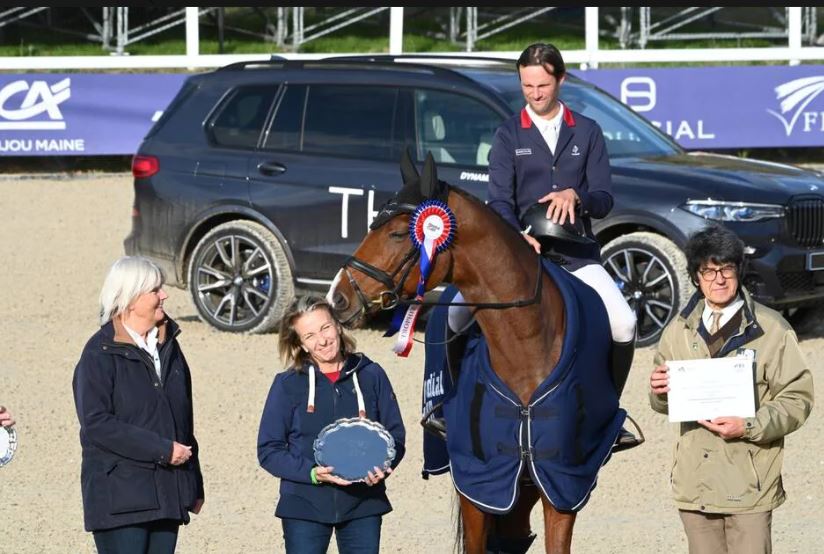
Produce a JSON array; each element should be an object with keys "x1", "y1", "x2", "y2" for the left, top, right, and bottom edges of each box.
[
  {"x1": 576, "y1": 122, "x2": 614, "y2": 219},
  {"x1": 487, "y1": 125, "x2": 522, "y2": 231}
]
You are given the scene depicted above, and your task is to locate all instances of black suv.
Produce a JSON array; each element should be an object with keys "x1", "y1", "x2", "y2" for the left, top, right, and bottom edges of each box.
[{"x1": 125, "y1": 55, "x2": 824, "y2": 346}]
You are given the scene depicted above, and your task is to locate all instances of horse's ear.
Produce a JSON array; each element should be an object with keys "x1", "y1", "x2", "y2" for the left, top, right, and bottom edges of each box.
[
  {"x1": 400, "y1": 146, "x2": 419, "y2": 185},
  {"x1": 420, "y1": 151, "x2": 449, "y2": 201},
  {"x1": 420, "y1": 151, "x2": 439, "y2": 198}
]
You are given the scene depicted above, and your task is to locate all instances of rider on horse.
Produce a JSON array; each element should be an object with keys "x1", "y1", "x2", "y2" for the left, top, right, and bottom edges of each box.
[{"x1": 450, "y1": 42, "x2": 642, "y2": 452}]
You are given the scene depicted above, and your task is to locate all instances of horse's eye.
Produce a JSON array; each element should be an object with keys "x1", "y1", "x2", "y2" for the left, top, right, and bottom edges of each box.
[{"x1": 388, "y1": 231, "x2": 408, "y2": 240}]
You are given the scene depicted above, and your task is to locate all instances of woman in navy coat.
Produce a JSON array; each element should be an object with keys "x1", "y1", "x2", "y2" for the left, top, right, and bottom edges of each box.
[
  {"x1": 258, "y1": 295, "x2": 405, "y2": 554},
  {"x1": 72, "y1": 256, "x2": 204, "y2": 554}
]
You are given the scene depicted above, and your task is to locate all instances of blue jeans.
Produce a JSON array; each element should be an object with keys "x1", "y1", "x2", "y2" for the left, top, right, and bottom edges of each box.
[
  {"x1": 92, "y1": 519, "x2": 179, "y2": 554},
  {"x1": 282, "y1": 515, "x2": 382, "y2": 554}
]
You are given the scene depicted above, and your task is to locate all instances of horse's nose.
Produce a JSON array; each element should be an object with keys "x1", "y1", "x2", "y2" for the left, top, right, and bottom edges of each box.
[{"x1": 329, "y1": 290, "x2": 349, "y2": 312}]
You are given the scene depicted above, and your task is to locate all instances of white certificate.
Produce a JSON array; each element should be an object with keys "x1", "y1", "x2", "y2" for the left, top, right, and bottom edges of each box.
[{"x1": 667, "y1": 355, "x2": 755, "y2": 423}]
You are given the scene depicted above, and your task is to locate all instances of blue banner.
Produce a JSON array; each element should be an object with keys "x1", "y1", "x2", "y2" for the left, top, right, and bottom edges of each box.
[
  {"x1": 579, "y1": 65, "x2": 824, "y2": 149},
  {"x1": 0, "y1": 74, "x2": 186, "y2": 156},
  {"x1": 3, "y1": 66, "x2": 824, "y2": 155}
]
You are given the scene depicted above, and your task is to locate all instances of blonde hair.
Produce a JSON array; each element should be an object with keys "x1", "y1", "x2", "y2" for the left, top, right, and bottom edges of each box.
[
  {"x1": 278, "y1": 295, "x2": 356, "y2": 369},
  {"x1": 99, "y1": 256, "x2": 164, "y2": 325}
]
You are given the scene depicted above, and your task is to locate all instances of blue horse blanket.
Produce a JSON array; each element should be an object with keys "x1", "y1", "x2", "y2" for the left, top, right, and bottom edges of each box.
[{"x1": 421, "y1": 259, "x2": 625, "y2": 513}]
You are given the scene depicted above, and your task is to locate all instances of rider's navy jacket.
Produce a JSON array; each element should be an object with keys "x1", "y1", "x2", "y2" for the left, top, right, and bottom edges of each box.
[
  {"x1": 257, "y1": 352, "x2": 406, "y2": 524},
  {"x1": 487, "y1": 104, "x2": 614, "y2": 270}
]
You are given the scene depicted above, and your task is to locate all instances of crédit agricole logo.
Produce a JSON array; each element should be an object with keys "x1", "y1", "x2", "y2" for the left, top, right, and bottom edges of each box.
[{"x1": 0, "y1": 78, "x2": 85, "y2": 153}]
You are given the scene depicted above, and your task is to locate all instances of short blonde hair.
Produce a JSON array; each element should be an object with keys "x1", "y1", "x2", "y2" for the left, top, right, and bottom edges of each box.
[
  {"x1": 278, "y1": 295, "x2": 356, "y2": 369},
  {"x1": 99, "y1": 256, "x2": 164, "y2": 325}
]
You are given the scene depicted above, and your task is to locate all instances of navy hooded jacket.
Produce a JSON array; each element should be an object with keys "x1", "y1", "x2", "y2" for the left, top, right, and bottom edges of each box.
[
  {"x1": 257, "y1": 353, "x2": 406, "y2": 524},
  {"x1": 72, "y1": 317, "x2": 204, "y2": 532},
  {"x1": 487, "y1": 105, "x2": 614, "y2": 270}
]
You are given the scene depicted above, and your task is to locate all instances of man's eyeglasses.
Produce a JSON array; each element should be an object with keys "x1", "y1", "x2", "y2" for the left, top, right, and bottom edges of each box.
[{"x1": 698, "y1": 266, "x2": 737, "y2": 281}]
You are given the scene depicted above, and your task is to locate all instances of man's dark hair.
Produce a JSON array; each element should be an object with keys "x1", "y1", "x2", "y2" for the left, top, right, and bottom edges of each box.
[
  {"x1": 516, "y1": 42, "x2": 566, "y2": 79},
  {"x1": 684, "y1": 224, "x2": 746, "y2": 288}
]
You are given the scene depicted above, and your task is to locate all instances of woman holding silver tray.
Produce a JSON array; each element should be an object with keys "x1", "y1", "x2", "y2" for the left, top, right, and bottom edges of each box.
[
  {"x1": 258, "y1": 295, "x2": 406, "y2": 554},
  {"x1": 72, "y1": 256, "x2": 204, "y2": 554}
]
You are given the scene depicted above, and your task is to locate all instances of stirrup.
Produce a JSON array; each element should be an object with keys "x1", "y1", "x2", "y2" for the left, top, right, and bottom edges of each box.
[
  {"x1": 612, "y1": 414, "x2": 645, "y2": 454},
  {"x1": 420, "y1": 401, "x2": 447, "y2": 440}
]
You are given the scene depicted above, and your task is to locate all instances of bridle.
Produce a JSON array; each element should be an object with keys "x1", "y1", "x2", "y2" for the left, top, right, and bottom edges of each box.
[
  {"x1": 337, "y1": 201, "x2": 421, "y2": 326},
  {"x1": 340, "y1": 245, "x2": 420, "y2": 326},
  {"x1": 339, "y1": 200, "x2": 545, "y2": 327}
]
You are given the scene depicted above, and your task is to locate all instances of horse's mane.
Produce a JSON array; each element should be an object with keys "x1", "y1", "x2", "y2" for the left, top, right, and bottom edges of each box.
[{"x1": 448, "y1": 185, "x2": 534, "y2": 256}]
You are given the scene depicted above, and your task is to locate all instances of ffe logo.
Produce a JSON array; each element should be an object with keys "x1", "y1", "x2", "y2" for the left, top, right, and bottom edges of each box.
[{"x1": 766, "y1": 76, "x2": 824, "y2": 137}]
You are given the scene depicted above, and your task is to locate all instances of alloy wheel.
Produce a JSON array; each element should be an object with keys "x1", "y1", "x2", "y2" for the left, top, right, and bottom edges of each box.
[
  {"x1": 192, "y1": 233, "x2": 275, "y2": 328},
  {"x1": 604, "y1": 246, "x2": 677, "y2": 346}
]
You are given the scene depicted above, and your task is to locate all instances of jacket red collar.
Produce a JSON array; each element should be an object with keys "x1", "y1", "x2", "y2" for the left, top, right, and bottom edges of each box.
[{"x1": 520, "y1": 101, "x2": 576, "y2": 129}]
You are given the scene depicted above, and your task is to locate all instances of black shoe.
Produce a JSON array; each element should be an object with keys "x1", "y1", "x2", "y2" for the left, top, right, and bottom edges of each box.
[
  {"x1": 421, "y1": 411, "x2": 447, "y2": 440},
  {"x1": 613, "y1": 426, "x2": 644, "y2": 453},
  {"x1": 613, "y1": 412, "x2": 645, "y2": 453}
]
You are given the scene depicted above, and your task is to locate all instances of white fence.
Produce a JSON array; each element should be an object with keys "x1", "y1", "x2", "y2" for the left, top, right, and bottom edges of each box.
[{"x1": 0, "y1": 7, "x2": 822, "y2": 71}]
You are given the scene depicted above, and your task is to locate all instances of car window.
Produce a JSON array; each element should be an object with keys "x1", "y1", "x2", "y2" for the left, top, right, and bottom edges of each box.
[
  {"x1": 263, "y1": 85, "x2": 306, "y2": 151},
  {"x1": 486, "y1": 74, "x2": 681, "y2": 159},
  {"x1": 560, "y1": 84, "x2": 680, "y2": 158},
  {"x1": 145, "y1": 79, "x2": 197, "y2": 140},
  {"x1": 302, "y1": 85, "x2": 399, "y2": 160},
  {"x1": 413, "y1": 89, "x2": 503, "y2": 167},
  {"x1": 208, "y1": 85, "x2": 278, "y2": 149}
]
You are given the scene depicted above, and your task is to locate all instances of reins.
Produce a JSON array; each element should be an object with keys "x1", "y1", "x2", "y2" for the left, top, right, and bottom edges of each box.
[
  {"x1": 344, "y1": 244, "x2": 544, "y2": 314},
  {"x1": 341, "y1": 194, "x2": 545, "y2": 331},
  {"x1": 404, "y1": 255, "x2": 544, "y2": 310}
]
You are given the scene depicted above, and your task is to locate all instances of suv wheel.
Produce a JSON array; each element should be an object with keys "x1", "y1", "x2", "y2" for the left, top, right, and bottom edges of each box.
[
  {"x1": 601, "y1": 232, "x2": 692, "y2": 348},
  {"x1": 187, "y1": 220, "x2": 294, "y2": 333}
]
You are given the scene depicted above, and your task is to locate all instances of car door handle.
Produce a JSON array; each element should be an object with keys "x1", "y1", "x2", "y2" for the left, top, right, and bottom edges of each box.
[{"x1": 257, "y1": 161, "x2": 287, "y2": 176}]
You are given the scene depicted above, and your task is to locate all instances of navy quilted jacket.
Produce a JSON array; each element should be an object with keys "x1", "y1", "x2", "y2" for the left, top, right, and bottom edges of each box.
[
  {"x1": 72, "y1": 317, "x2": 204, "y2": 532},
  {"x1": 257, "y1": 353, "x2": 406, "y2": 524}
]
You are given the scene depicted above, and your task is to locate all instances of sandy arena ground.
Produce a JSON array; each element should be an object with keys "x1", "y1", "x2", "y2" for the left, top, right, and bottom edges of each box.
[{"x1": 0, "y1": 174, "x2": 822, "y2": 554}]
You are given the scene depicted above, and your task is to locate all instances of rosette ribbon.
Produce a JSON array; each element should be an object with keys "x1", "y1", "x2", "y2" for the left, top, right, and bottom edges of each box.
[{"x1": 385, "y1": 200, "x2": 456, "y2": 357}]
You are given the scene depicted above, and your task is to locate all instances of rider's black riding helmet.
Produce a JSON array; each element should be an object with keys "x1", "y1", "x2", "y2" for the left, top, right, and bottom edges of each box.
[{"x1": 520, "y1": 202, "x2": 595, "y2": 247}]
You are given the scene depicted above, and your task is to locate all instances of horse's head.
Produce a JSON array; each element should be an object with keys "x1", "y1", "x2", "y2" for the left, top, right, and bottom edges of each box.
[{"x1": 327, "y1": 151, "x2": 453, "y2": 327}]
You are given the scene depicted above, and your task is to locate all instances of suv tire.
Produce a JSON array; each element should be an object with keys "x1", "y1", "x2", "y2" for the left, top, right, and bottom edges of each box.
[
  {"x1": 187, "y1": 220, "x2": 294, "y2": 333},
  {"x1": 601, "y1": 232, "x2": 692, "y2": 348}
]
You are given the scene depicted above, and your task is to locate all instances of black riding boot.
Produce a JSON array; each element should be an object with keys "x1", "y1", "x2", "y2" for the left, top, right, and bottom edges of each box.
[
  {"x1": 611, "y1": 338, "x2": 643, "y2": 453},
  {"x1": 611, "y1": 338, "x2": 634, "y2": 396},
  {"x1": 486, "y1": 532, "x2": 537, "y2": 554}
]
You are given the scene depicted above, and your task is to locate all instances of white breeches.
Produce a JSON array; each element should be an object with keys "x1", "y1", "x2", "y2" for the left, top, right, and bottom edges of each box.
[{"x1": 570, "y1": 263, "x2": 637, "y2": 343}]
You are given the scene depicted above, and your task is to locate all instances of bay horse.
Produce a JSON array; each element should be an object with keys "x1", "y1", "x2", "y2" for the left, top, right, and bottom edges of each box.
[{"x1": 328, "y1": 153, "x2": 621, "y2": 554}]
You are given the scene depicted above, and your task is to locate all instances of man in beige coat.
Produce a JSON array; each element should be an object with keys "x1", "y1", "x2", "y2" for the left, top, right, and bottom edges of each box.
[{"x1": 649, "y1": 224, "x2": 813, "y2": 554}]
